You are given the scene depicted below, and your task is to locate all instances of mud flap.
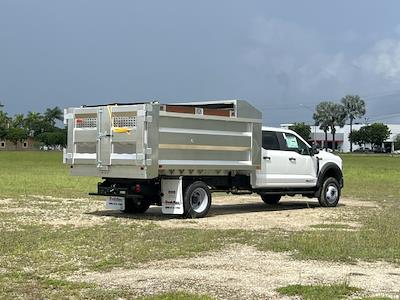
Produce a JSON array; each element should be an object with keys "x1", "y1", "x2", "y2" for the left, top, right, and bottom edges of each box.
[{"x1": 161, "y1": 177, "x2": 184, "y2": 215}]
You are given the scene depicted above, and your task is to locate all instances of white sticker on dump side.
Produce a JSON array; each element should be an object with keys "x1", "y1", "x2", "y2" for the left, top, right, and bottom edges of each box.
[
  {"x1": 106, "y1": 196, "x2": 125, "y2": 211},
  {"x1": 161, "y1": 178, "x2": 184, "y2": 215}
]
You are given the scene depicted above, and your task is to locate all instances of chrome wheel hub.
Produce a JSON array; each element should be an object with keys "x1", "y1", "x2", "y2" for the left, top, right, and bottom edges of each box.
[
  {"x1": 326, "y1": 185, "x2": 338, "y2": 204},
  {"x1": 190, "y1": 188, "x2": 208, "y2": 213}
]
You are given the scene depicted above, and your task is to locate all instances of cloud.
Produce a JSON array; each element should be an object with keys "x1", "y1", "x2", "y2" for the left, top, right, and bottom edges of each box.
[
  {"x1": 395, "y1": 24, "x2": 400, "y2": 35},
  {"x1": 243, "y1": 17, "x2": 352, "y2": 95},
  {"x1": 244, "y1": 18, "x2": 400, "y2": 97},
  {"x1": 354, "y1": 39, "x2": 400, "y2": 81}
]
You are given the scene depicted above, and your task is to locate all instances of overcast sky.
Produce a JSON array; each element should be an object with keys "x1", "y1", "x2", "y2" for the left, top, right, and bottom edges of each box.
[{"x1": 1, "y1": 0, "x2": 400, "y2": 125}]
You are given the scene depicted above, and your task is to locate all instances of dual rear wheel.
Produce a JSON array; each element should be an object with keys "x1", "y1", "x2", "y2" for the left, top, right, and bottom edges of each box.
[
  {"x1": 183, "y1": 181, "x2": 212, "y2": 218},
  {"x1": 122, "y1": 181, "x2": 213, "y2": 218}
]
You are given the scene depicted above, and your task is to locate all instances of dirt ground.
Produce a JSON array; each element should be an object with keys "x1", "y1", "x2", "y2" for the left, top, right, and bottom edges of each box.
[
  {"x1": 2, "y1": 194, "x2": 373, "y2": 231},
  {"x1": 66, "y1": 195, "x2": 397, "y2": 299},
  {"x1": 3, "y1": 195, "x2": 398, "y2": 299},
  {"x1": 69, "y1": 194, "x2": 374, "y2": 231},
  {"x1": 73, "y1": 244, "x2": 400, "y2": 300}
]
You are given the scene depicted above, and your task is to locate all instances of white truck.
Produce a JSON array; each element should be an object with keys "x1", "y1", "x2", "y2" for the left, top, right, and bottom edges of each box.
[{"x1": 64, "y1": 100, "x2": 343, "y2": 218}]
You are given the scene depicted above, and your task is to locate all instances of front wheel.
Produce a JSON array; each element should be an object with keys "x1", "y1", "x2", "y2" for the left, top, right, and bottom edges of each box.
[
  {"x1": 183, "y1": 181, "x2": 212, "y2": 218},
  {"x1": 318, "y1": 177, "x2": 341, "y2": 207},
  {"x1": 260, "y1": 194, "x2": 281, "y2": 205}
]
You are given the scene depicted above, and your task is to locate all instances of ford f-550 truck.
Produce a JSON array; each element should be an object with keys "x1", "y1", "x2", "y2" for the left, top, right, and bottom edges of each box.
[{"x1": 63, "y1": 100, "x2": 343, "y2": 218}]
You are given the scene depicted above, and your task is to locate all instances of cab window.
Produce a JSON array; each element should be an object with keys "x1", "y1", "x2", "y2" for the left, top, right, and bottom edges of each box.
[
  {"x1": 262, "y1": 131, "x2": 280, "y2": 150},
  {"x1": 282, "y1": 133, "x2": 310, "y2": 155}
]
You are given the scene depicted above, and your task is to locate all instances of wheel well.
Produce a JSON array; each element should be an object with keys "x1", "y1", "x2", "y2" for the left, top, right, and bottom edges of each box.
[
  {"x1": 323, "y1": 168, "x2": 341, "y2": 181},
  {"x1": 316, "y1": 164, "x2": 343, "y2": 196}
]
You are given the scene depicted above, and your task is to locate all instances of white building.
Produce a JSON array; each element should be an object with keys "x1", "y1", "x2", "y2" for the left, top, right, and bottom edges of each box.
[{"x1": 281, "y1": 123, "x2": 400, "y2": 153}]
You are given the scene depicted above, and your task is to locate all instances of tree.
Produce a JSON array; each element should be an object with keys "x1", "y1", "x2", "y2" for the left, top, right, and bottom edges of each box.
[
  {"x1": 289, "y1": 122, "x2": 311, "y2": 141},
  {"x1": 11, "y1": 113, "x2": 25, "y2": 128},
  {"x1": 313, "y1": 102, "x2": 332, "y2": 150},
  {"x1": 367, "y1": 123, "x2": 390, "y2": 149},
  {"x1": 6, "y1": 127, "x2": 28, "y2": 147},
  {"x1": 313, "y1": 101, "x2": 346, "y2": 150},
  {"x1": 348, "y1": 130, "x2": 361, "y2": 147},
  {"x1": 341, "y1": 95, "x2": 366, "y2": 152},
  {"x1": 351, "y1": 123, "x2": 391, "y2": 150},
  {"x1": 349, "y1": 128, "x2": 369, "y2": 148},
  {"x1": 25, "y1": 111, "x2": 45, "y2": 137},
  {"x1": 0, "y1": 110, "x2": 10, "y2": 139},
  {"x1": 329, "y1": 103, "x2": 347, "y2": 150},
  {"x1": 44, "y1": 106, "x2": 63, "y2": 127},
  {"x1": 37, "y1": 128, "x2": 67, "y2": 147}
]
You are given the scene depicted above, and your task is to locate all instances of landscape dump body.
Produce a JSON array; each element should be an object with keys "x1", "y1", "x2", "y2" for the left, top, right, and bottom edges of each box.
[{"x1": 64, "y1": 100, "x2": 262, "y2": 181}]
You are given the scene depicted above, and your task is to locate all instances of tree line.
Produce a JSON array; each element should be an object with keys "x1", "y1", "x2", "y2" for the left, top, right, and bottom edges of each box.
[
  {"x1": 289, "y1": 94, "x2": 391, "y2": 151},
  {"x1": 0, "y1": 104, "x2": 66, "y2": 148}
]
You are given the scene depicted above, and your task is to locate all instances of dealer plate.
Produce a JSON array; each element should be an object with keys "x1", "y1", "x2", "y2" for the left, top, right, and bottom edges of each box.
[{"x1": 106, "y1": 196, "x2": 125, "y2": 211}]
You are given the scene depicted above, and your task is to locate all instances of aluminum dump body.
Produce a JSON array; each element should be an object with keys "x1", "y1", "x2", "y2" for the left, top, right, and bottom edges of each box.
[{"x1": 64, "y1": 100, "x2": 262, "y2": 179}]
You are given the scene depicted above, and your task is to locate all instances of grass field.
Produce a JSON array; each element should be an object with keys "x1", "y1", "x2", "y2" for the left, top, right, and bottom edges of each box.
[{"x1": 0, "y1": 151, "x2": 399, "y2": 299}]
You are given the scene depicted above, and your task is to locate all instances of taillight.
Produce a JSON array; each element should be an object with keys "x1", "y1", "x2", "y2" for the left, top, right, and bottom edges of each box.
[{"x1": 134, "y1": 184, "x2": 141, "y2": 193}]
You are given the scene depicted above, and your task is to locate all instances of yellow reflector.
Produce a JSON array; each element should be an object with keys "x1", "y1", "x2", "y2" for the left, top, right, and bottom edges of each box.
[{"x1": 113, "y1": 127, "x2": 132, "y2": 133}]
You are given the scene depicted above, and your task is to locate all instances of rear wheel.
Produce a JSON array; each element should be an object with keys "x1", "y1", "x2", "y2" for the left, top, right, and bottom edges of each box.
[
  {"x1": 318, "y1": 177, "x2": 340, "y2": 207},
  {"x1": 260, "y1": 194, "x2": 281, "y2": 205},
  {"x1": 123, "y1": 196, "x2": 151, "y2": 213},
  {"x1": 183, "y1": 181, "x2": 212, "y2": 218}
]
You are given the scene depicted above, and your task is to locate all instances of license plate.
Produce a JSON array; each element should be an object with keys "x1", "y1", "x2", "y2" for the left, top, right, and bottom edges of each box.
[{"x1": 106, "y1": 196, "x2": 125, "y2": 211}]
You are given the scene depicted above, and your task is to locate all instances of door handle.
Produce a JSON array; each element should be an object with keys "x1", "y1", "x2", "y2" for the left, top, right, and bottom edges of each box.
[
  {"x1": 263, "y1": 156, "x2": 271, "y2": 160},
  {"x1": 289, "y1": 157, "x2": 296, "y2": 161}
]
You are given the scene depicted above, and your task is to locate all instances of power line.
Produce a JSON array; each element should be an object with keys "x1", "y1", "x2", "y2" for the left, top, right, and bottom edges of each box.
[
  {"x1": 361, "y1": 90, "x2": 400, "y2": 102},
  {"x1": 368, "y1": 112, "x2": 400, "y2": 122}
]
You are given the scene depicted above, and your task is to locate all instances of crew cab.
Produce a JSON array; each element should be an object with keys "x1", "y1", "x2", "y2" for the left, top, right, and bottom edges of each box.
[{"x1": 255, "y1": 127, "x2": 343, "y2": 207}]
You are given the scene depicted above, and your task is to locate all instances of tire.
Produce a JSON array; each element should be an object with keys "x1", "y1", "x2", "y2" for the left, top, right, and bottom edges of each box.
[
  {"x1": 183, "y1": 181, "x2": 212, "y2": 218},
  {"x1": 123, "y1": 196, "x2": 151, "y2": 213},
  {"x1": 318, "y1": 177, "x2": 341, "y2": 207},
  {"x1": 260, "y1": 194, "x2": 281, "y2": 205}
]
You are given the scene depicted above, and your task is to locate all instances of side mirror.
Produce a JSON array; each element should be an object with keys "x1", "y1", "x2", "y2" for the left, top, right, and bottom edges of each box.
[{"x1": 311, "y1": 144, "x2": 319, "y2": 155}]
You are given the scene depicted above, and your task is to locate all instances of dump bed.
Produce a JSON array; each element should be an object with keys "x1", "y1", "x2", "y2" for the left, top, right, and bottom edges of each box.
[{"x1": 64, "y1": 100, "x2": 262, "y2": 179}]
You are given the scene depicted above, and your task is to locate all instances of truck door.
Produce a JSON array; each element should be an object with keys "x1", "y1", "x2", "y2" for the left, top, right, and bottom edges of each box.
[
  {"x1": 255, "y1": 131, "x2": 290, "y2": 187},
  {"x1": 280, "y1": 132, "x2": 317, "y2": 187}
]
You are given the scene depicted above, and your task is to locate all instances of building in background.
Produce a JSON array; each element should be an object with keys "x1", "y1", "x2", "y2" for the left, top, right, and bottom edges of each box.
[
  {"x1": 281, "y1": 124, "x2": 400, "y2": 153},
  {"x1": 0, "y1": 138, "x2": 35, "y2": 151}
]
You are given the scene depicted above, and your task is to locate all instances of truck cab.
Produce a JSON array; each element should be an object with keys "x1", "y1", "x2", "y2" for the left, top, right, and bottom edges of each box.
[{"x1": 254, "y1": 127, "x2": 343, "y2": 207}]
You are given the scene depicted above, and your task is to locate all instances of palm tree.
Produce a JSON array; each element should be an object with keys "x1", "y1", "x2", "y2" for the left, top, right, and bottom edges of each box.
[
  {"x1": 12, "y1": 114, "x2": 25, "y2": 128},
  {"x1": 329, "y1": 103, "x2": 347, "y2": 150},
  {"x1": 313, "y1": 101, "x2": 332, "y2": 150},
  {"x1": 44, "y1": 106, "x2": 63, "y2": 127},
  {"x1": 341, "y1": 95, "x2": 366, "y2": 152},
  {"x1": 313, "y1": 101, "x2": 347, "y2": 150},
  {"x1": 0, "y1": 111, "x2": 10, "y2": 139},
  {"x1": 25, "y1": 111, "x2": 44, "y2": 136}
]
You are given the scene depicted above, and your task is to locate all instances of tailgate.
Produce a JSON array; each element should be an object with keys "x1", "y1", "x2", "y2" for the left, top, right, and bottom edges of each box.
[{"x1": 63, "y1": 103, "x2": 159, "y2": 179}]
